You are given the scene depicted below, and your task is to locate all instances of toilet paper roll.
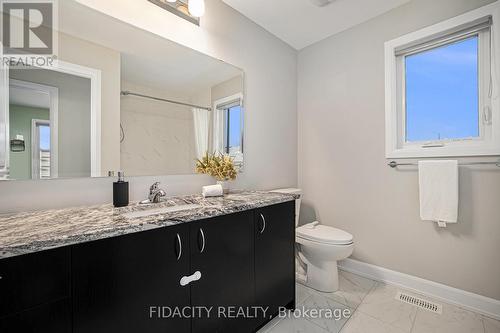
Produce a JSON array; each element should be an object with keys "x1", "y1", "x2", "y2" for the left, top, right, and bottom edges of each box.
[{"x1": 202, "y1": 184, "x2": 224, "y2": 198}]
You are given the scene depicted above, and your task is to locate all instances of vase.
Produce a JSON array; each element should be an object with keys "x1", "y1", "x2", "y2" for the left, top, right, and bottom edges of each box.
[{"x1": 217, "y1": 180, "x2": 230, "y2": 194}]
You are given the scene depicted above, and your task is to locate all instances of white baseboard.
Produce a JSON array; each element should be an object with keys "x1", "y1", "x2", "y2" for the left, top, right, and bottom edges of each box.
[{"x1": 338, "y1": 258, "x2": 500, "y2": 320}]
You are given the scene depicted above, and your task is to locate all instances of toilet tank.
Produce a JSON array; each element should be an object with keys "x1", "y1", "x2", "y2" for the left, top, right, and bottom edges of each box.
[{"x1": 271, "y1": 188, "x2": 302, "y2": 227}]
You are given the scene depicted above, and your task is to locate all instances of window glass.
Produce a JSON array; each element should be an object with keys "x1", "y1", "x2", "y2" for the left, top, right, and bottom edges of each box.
[
  {"x1": 38, "y1": 124, "x2": 50, "y2": 178},
  {"x1": 224, "y1": 105, "x2": 242, "y2": 154},
  {"x1": 405, "y1": 36, "x2": 479, "y2": 142},
  {"x1": 39, "y1": 125, "x2": 50, "y2": 150}
]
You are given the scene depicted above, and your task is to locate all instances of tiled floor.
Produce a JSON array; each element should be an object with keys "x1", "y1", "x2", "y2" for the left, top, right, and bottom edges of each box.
[{"x1": 258, "y1": 269, "x2": 500, "y2": 333}]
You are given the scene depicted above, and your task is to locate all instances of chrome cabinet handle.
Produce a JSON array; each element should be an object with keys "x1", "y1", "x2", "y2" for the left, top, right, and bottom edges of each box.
[
  {"x1": 180, "y1": 271, "x2": 201, "y2": 287},
  {"x1": 199, "y1": 228, "x2": 206, "y2": 253},
  {"x1": 259, "y1": 213, "x2": 266, "y2": 234},
  {"x1": 176, "y1": 233, "x2": 182, "y2": 261}
]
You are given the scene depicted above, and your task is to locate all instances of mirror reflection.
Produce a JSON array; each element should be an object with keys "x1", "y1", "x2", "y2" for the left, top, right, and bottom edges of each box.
[{"x1": 0, "y1": 0, "x2": 244, "y2": 181}]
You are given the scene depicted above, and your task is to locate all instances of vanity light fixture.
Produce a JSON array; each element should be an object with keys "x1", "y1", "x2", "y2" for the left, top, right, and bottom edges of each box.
[
  {"x1": 148, "y1": 0, "x2": 205, "y2": 25},
  {"x1": 188, "y1": 0, "x2": 205, "y2": 17}
]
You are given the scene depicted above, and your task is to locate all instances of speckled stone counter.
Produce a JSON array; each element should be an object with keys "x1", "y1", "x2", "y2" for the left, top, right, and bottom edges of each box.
[{"x1": 0, "y1": 191, "x2": 297, "y2": 259}]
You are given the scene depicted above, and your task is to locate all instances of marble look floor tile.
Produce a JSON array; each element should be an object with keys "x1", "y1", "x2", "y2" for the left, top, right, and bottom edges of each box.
[
  {"x1": 356, "y1": 283, "x2": 417, "y2": 332},
  {"x1": 296, "y1": 270, "x2": 375, "y2": 309},
  {"x1": 266, "y1": 317, "x2": 329, "y2": 333},
  {"x1": 340, "y1": 311, "x2": 406, "y2": 333},
  {"x1": 412, "y1": 303, "x2": 484, "y2": 333},
  {"x1": 257, "y1": 316, "x2": 283, "y2": 333},
  {"x1": 328, "y1": 270, "x2": 376, "y2": 309},
  {"x1": 483, "y1": 316, "x2": 500, "y2": 333},
  {"x1": 296, "y1": 283, "x2": 312, "y2": 305},
  {"x1": 301, "y1": 292, "x2": 352, "y2": 333}
]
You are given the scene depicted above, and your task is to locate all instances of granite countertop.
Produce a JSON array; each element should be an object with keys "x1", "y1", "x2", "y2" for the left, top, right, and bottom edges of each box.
[{"x1": 0, "y1": 191, "x2": 297, "y2": 259}]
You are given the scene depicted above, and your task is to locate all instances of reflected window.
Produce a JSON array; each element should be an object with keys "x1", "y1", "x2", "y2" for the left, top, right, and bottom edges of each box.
[
  {"x1": 33, "y1": 120, "x2": 51, "y2": 179},
  {"x1": 223, "y1": 105, "x2": 242, "y2": 155},
  {"x1": 213, "y1": 94, "x2": 243, "y2": 165}
]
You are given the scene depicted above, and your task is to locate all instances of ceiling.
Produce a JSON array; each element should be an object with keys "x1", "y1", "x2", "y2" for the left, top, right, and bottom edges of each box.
[
  {"x1": 10, "y1": 84, "x2": 50, "y2": 109},
  {"x1": 222, "y1": 0, "x2": 411, "y2": 50}
]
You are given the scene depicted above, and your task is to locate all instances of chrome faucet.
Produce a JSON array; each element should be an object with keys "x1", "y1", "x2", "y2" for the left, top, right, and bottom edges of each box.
[{"x1": 148, "y1": 182, "x2": 166, "y2": 203}]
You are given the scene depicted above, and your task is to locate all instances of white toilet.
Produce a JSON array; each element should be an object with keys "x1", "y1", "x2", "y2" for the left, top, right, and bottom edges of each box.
[{"x1": 272, "y1": 188, "x2": 354, "y2": 292}]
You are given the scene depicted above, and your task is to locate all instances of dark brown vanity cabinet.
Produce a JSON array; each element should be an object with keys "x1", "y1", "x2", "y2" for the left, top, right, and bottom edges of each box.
[{"x1": 0, "y1": 202, "x2": 295, "y2": 333}]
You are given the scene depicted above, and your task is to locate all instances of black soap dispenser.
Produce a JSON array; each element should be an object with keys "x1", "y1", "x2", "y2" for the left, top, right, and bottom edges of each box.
[{"x1": 113, "y1": 171, "x2": 129, "y2": 207}]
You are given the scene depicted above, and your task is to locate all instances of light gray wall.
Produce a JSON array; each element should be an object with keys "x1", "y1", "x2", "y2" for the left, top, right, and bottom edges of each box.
[
  {"x1": 10, "y1": 68, "x2": 92, "y2": 178},
  {"x1": 0, "y1": 0, "x2": 297, "y2": 212},
  {"x1": 298, "y1": 0, "x2": 500, "y2": 300}
]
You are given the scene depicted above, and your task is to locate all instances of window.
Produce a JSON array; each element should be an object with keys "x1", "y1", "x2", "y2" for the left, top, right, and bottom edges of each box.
[
  {"x1": 213, "y1": 94, "x2": 244, "y2": 165},
  {"x1": 32, "y1": 119, "x2": 51, "y2": 179},
  {"x1": 385, "y1": 4, "x2": 500, "y2": 158},
  {"x1": 223, "y1": 105, "x2": 242, "y2": 155},
  {"x1": 405, "y1": 36, "x2": 479, "y2": 142}
]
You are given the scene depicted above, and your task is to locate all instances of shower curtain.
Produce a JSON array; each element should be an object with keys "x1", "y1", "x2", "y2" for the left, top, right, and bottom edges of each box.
[
  {"x1": 192, "y1": 108, "x2": 210, "y2": 159},
  {"x1": 212, "y1": 107, "x2": 224, "y2": 154}
]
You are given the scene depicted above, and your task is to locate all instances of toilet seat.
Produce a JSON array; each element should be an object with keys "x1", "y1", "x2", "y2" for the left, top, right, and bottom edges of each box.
[{"x1": 296, "y1": 222, "x2": 353, "y2": 245}]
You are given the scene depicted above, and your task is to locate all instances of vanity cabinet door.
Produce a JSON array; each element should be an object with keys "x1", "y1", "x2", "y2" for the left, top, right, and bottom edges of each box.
[
  {"x1": 254, "y1": 201, "x2": 295, "y2": 325},
  {"x1": 0, "y1": 247, "x2": 71, "y2": 318},
  {"x1": 189, "y1": 211, "x2": 255, "y2": 333},
  {"x1": 0, "y1": 298, "x2": 71, "y2": 333},
  {"x1": 72, "y1": 225, "x2": 191, "y2": 333}
]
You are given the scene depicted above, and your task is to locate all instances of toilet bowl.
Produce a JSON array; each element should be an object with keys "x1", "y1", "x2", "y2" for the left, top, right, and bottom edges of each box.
[
  {"x1": 271, "y1": 188, "x2": 354, "y2": 293},
  {"x1": 296, "y1": 222, "x2": 354, "y2": 292}
]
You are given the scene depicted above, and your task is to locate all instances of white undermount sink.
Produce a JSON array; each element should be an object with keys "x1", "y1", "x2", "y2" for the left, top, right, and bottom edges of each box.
[{"x1": 122, "y1": 204, "x2": 202, "y2": 219}]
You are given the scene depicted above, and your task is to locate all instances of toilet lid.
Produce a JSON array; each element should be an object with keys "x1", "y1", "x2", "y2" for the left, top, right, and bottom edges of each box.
[{"x1": 297, "y1": 222, "x2": 353, "y2": 245}]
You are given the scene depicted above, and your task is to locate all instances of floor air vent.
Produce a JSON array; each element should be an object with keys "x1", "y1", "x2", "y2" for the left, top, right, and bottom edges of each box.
[{"x1": 395, "y1": 291, "x2": 442, "y2": 314}]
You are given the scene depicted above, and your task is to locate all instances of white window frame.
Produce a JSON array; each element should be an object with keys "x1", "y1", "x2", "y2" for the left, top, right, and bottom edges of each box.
[{"x1": 385, "y1": 2, "x2": 500, "y2": 158}]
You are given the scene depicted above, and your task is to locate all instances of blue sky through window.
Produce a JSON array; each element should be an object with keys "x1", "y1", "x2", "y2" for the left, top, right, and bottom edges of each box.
[
  {"x1": 405, "y1": 36, "x2": 479, "y2": 142},
  {"x1": 228, "y1": 106, "x2": 241, "y2": 149},
  {"x1": 39, "y1": 125, "x2": 50, "y2": 150}
]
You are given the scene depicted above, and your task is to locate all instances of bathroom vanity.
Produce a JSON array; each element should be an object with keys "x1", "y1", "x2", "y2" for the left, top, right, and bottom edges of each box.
[{"x1": 0, "y1": 191, "x2": 296, "y2": 333}]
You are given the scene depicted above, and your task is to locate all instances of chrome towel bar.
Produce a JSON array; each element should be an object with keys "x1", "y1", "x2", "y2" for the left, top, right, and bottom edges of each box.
[{"x1": 388, "y1": 160, "x2": 500, "y2": 168}]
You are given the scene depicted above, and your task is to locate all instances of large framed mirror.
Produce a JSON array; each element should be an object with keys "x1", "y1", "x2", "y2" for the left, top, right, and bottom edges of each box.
[{"x1": 0, "y1": 0, "x2": 244, "y2": 181}]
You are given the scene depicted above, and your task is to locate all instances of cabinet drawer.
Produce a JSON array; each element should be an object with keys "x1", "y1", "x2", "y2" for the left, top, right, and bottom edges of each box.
[{"x1": 0, "y1": 247, "x2": 71, "y2": 317}]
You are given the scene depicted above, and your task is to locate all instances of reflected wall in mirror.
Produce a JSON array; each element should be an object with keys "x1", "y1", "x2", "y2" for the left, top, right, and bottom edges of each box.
[{"x1": 0, "y1": 0, "x2": 244, "y2": 181}]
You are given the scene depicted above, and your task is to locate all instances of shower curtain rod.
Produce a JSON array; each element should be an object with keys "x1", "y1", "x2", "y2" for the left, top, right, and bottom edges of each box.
[{"x1": 120, "y1": 91, "x2": 212, "y2": 111}]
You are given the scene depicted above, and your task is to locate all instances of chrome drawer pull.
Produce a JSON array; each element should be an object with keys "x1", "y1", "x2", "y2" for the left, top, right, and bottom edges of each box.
[
  {"x1": 260, "y1": 213, "x2": 266, "y2": 234},
  {"x1": 180, "y1": 271, "x2": 201, "y2": 287},
  {"x1": 176, "y1": 234, "x2": 182, "y2": 261},
  {"x1": 199, "y1": 228, "x2": 206, "y2": 253}
]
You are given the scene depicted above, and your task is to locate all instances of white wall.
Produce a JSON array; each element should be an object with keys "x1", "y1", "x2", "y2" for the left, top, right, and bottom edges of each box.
[
  {"x1": 298, "y1": 0, "x2": 500, "y2": 300},
  {"x1": 0, "y1": 0, "x2": 297, "y2": 213}
]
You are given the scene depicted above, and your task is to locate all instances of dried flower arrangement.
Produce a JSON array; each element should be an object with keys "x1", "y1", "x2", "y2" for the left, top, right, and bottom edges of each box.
[{"x1": 195, "y1": 152, "x2": 238, "y2": 181}]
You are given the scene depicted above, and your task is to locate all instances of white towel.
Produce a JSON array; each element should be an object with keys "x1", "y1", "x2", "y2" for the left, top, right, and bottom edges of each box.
[
  {"x1": 418, "y1": 160, "x2": 458, "y2": 227},
  {"x1": 202, "y1": 184, "x2": 223, "y2": 198}
]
